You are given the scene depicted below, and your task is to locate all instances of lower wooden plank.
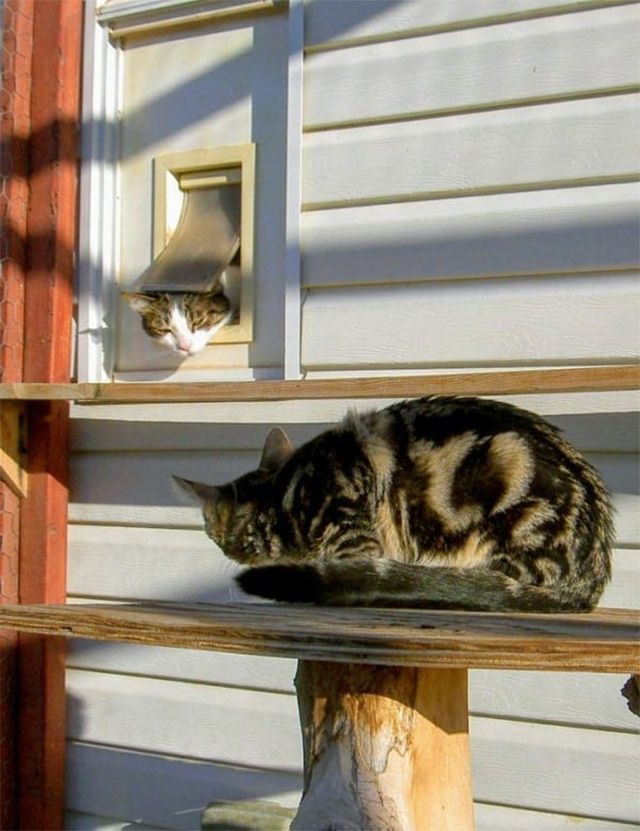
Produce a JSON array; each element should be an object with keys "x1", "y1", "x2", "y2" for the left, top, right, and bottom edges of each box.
[
  {"x1": 0, "y1": 365, "x2": 639, "y2": 403},
  {"x1": 0, "y1": 402, "x2": 27, "y2": 497},
  {"x1": 1, "y1": 602, "x2": 638, "y2": 672}
]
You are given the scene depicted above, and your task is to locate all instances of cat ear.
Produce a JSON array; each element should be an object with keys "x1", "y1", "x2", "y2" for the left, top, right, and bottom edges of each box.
[
  {"x1": 259, "y1": 428, "x2": 295, "y2": 473},
  {"x1": 172, "y1": 476, "x2": 219, "y2": 506},
  {"x1": 122, "y1": 292, "x2": 155, "y2": 313}
]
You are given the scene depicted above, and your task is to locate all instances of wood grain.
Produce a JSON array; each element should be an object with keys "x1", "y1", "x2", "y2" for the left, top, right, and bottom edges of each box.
[
  {"x1": 293, "y1": 662, "x2": 473, "y2": 830},
  {"x1": 1, "y1": 365, "x2": 638, "y2": 403},
  {"x1": 0, "y1": 401, "x2": 27, "y2": 497},
  {"x1": 0, "y1": 602, "x2": 637, "y2": 673}
]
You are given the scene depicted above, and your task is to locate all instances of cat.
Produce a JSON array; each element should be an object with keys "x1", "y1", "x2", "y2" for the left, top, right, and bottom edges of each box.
[
  {"x1": 122, "y1": 267, "x2": 237, "y2": 356},
  {"x1": 174, "y1": 395, "x2": 613, "y2": 613}
]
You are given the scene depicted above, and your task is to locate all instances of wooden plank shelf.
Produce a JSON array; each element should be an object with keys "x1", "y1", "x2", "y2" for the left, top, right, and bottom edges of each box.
[
  {"x1": 0, "y1": 602, "x2": 637, "y2": 673},
  {"x1": 0, "y1": 365, "x2": 638, "y2": 404}
]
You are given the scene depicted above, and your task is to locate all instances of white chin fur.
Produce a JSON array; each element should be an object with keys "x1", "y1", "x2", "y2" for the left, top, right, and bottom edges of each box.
[{"x1": 157, "y1": 306, "x2": 233, "y2": 355}]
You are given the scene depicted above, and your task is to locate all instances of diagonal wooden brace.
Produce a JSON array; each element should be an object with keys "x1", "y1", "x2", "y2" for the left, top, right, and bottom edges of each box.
[{"x1": 0, "y1": 401, "x2": 27, "y2": 498}]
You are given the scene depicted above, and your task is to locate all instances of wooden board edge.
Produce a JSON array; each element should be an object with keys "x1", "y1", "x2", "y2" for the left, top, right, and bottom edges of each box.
[
  {"x1": 0, "y1": 365, "x2": 638, "y2": 403},
  {"x1": 0, "y1": 603, "x2": 637, "y2": 674}
]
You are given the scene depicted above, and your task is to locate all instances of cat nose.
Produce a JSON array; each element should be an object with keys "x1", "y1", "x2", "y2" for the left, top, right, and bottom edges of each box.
[{"x1": 176, "y1": 337, "x2": 192, "y2": 353}]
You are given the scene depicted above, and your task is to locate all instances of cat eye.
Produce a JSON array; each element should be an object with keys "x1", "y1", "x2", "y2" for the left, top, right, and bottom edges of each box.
[{"x1": 145, "y1": 324, "x2": 171, "y2": 336}]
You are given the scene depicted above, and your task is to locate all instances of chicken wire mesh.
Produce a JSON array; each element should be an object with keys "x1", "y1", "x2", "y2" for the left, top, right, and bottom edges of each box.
[{"x1": 1, "y1": 0, "x2": 31, "y2": 825}]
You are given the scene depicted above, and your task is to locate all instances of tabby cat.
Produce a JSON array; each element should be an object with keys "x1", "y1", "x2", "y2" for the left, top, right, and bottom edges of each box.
[
  {"x1": 175, "y1": 396, "x2": 613, "y2": 612},
  {"x1": 122, "y1": 286, "x2": 232, "y2": 356}
]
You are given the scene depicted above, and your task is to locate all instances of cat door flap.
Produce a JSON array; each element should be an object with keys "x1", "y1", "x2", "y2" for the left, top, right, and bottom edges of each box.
[{"x1": 137, "y1": 183, "x2": 241, "y2": 293}]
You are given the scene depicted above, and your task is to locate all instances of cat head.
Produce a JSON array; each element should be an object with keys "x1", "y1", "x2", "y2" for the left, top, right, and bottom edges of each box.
[
  {"x1": 122, "y1": 287, "x2": 232, "y2": 355},
  {"x1": 173, "y1": 427, "x2": 295, "y2": 564}
]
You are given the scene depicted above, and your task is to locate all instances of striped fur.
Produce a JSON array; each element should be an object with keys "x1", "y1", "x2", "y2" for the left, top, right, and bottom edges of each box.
[
  {"x1": 123, "y1": 284, "x2": 232, "y2": 356},
  {"x1": 175, "y1": 396, "x2": 613, "y2": 612}
]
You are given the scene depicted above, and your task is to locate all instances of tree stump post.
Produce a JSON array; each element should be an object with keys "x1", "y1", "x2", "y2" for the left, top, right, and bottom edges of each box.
[{"x1": 292, "y1": 661, "x2": 474, "y2": 831}]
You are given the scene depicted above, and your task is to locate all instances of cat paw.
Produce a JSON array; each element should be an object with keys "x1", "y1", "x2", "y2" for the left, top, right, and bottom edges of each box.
[{"x1": 236, "y1": 564, "x2": 322, "y2": 603}]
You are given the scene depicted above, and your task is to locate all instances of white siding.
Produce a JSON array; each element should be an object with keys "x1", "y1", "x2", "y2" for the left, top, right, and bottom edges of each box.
[
  {"x1": 301, "y1": 273, "x2": 640, "y2": 369},
  {"x1": 302, "y1": 0, "x2": 637, "y2": 50},
  {"x1": 302, "y1": 96, "x2": 639, "y2": 208},
  {"x1": 66, "y1": 744, "x2": 302, "y2": 831},
  {"x1": 70, "y1": 0, "x2": 640, "y2": 828},
  {"x1": 302, "y1": 184, "x2": 640, "y2": 287},
  {"x1": 65, "y1": 667, "x2": 640, "y2": 820},
  {"x1": 304, "y1": 6, "x2": 640, "y2": 128}
]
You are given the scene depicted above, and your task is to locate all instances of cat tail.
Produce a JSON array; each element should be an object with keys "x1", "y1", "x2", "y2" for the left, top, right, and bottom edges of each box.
[{"x1": 236, "y1": 558, "x2": 593, "y2": 613}]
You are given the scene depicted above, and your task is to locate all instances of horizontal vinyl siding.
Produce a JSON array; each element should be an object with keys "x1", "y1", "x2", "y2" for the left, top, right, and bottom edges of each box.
[
  {"x1": 302, "y1": 95, "x2": 639, "y2": 209},
  {"x1": 65, "y1": 670, "x2": 640, "y2": 822},
  {"x1": 67, "y1": 1, "x2": 640, "y2": 828},
  {"x1": 300, "y1": 273, "x2": 640, "y2": 370},
  {"x1": 66, "y1": 747, "x2": 640, "y2": 831},
  {"x1": 301, "y1": 183, "x2": 640, "y2": 288},
  {"x1": 304, "y1": 5, "x2": 640, "y2": 129},
  {"x1": 302, "y1": 0, "x2": 638, "y2": 50},
  {"x1": 67, "y1": 525, "x2": 639, "y2": 603},
  {"x1": 66, "y1": 638, "x2": 639, "y2": 732},
  {"x1": 66, "y1": 743, "x2": 302, "y2": 831}
]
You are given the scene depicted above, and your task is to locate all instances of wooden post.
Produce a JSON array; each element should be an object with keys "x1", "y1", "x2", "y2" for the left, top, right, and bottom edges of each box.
[
  {"x1": 293, "y1": 661, "x2": 475, "y2": 831},
  {"x1": 6, "y1": 0, "x2": 83, "y2": 827},
  {"x1": 1, "y1": 0, "x2": 33, "y2": 826}
]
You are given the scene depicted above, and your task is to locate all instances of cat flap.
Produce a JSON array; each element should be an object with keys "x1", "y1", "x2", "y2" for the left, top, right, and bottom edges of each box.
[{"x1": 136, "y1": 184, "x2": 241, "y2": 293}]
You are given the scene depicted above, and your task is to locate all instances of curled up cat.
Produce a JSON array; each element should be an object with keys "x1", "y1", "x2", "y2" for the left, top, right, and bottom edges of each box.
[{"x1": 174, "y1": 396, "x2": 613, "y2": 613}]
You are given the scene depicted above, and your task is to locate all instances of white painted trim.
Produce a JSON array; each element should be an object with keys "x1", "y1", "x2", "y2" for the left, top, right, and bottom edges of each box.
[
  {"x1": 97, "y1": 0, "x2": 279, "y2": 21},
  {"x1": 98, "y1": 0, "x2": 286, "y2": 40},
  {"x1": 77, "y1": 4, "x2": 122, "y2": 383},
  {"x1": 283, "y1": 0, "x2": 303, "y2": 379}
]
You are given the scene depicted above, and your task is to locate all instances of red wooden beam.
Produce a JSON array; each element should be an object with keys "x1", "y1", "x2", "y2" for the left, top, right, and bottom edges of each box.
[
  {"x1": 0, "y1": 0, "x2": 83, "y2": 828},
  {"x1": 0, "y1": 1, "x2": 34, "y2": 827}
]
